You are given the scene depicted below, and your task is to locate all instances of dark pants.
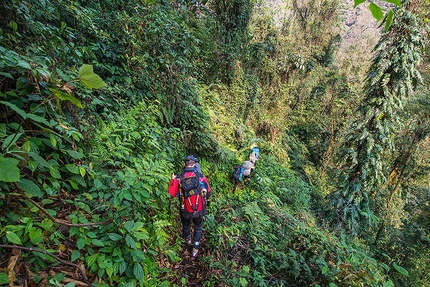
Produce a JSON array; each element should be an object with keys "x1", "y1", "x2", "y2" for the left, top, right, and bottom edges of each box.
[
  {"x1": 180, "y1": 212, "x2": 203, "y2": 248},
  {"x1": 243, "y1": 174, "x2": 251, "y2": 185}
]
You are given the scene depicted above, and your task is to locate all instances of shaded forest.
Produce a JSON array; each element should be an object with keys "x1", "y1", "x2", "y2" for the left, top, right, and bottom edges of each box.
[{"x1": 0, "y1": 0, "x2": 429, "y2": 286}]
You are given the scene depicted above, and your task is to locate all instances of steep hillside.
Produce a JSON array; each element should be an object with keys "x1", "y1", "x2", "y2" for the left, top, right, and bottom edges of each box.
[{"x1": 0, "y1": 1, "x2": 428, "y2": 286}]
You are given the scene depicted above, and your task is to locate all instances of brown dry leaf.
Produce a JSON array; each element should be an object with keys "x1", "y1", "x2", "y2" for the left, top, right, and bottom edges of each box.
[
  {"x1": 7, "y1": 249, "x2": 21, "y2": 284},
  {"x1": 38, "y1": 271, "x2": 49, "y2": 280},
  {"x1": 58, "y1": 121, "x2": 70, "y2": 130},
  {"x1": 24, "y1": 265, "x2": 36, "y2": 282},
  {"x1": 62, "y1": 84, "x2": 75, "y2": 94},
  {"x1": 77, "y1": 261, "x2": 88, "y2": 281}
]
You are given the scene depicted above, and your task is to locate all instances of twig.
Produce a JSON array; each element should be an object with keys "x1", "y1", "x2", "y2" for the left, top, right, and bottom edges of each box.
[
  {"x1": 0, "y1": 244, "x2": 93, "y2": 287},
  {"x1": 13, "y1": 182, "x2": 110, "y2": 227},
  {"x1": 27, "y1": 197, "x2": 110, "y2": 227}
]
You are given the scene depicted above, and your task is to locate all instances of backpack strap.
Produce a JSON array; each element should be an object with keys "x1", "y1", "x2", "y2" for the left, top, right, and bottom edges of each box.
[{"x1": 178, "y1": 172, "x2": 186, "y2": 210}]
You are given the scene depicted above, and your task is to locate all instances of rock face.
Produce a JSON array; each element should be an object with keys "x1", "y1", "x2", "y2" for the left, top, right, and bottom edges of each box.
[
  {"x1": 339, "y1": 0, "x2": 381, "y2": 52},
  {"x1": 262, "y1": 0, "x2": 396, "y2": 81},
  {"x1": 336, "y1": 0, "x2": 386, "y2": 82}
]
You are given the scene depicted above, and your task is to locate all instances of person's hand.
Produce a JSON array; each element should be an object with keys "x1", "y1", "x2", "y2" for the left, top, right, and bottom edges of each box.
[{"x1": 171, "y1": 173, "x2": 176, "y2": 180}]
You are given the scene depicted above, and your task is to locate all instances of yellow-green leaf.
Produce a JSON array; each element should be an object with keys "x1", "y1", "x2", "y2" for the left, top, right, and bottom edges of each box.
[
  {"x1": 79, "y1": 166, "x2": 86, "y2": 177},
  {"x1": 86, "y1": 253, "x2": 99, "y2": 267},
  {"x1": 9, "y1": 21, "x2": 18, "y2": 31},
  {"x1": 369, "y1": 3, "x2": 383, "y2": 21},
  {"x1": 49, "y1": 134, "x2": 57, "y2": 147},
  {"x1": 78, "y1": 64, "x2": 107, "y2": 90},
  {"x1": 384, "y1": 10, "x2": 394, "y2": 31},
  {"x1": 354, "y1": 0, "x2": 366, "y2": 8}
]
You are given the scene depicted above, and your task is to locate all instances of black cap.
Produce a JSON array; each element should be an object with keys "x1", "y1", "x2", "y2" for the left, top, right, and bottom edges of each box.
[{"x1": 184, "y1": 155, "x2": 198, "y2": 162}]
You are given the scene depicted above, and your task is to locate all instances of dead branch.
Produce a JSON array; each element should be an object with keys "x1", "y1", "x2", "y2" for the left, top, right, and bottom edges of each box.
[
  {"x1": 13, "y1": 182, "x2": 110, "y2": 227},
  {"x1": 0, "y1": 244, "x2": 93, "y2": 287}
]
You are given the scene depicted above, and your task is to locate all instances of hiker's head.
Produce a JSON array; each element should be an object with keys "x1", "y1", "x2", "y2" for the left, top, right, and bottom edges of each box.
[
  {"x1": 184, "y1": 156, "x2": 196, "y2": 167},
  {"x1": 188, "y1": 155, "x2": 198, "y2": 162}
]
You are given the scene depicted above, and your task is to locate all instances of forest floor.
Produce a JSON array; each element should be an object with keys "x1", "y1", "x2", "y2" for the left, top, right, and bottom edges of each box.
[{"x1": 173, "y1": 237, "x2": 212, "y2": 287}]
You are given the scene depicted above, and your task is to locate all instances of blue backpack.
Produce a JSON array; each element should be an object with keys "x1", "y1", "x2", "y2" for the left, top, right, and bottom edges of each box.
[
  {"x1": 232, "y1": 165, "x2": 244, "y2": 181},
  {"x1": 251, "y1": 147, "x2": 260, "y2": 159}
]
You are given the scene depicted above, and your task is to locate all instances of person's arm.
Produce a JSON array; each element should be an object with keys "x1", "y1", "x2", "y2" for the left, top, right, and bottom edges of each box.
[
  {"x1": 201, "y1": 176, "x2": 211, "y2": 198},
  {"x1": 168, "y1": 173, "x2": 179, "y2": 197}
]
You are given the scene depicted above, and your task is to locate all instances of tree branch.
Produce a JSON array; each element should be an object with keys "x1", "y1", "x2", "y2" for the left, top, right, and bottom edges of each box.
[
  {"x1": 13, "y1": 182, "x2": 110, "y2": 227},
  {"x1": 27, "y1": 197, "x2": 110, "y2": 227},
  {"x1": 0, "y1": 244, "x2": 93, "y2": 287}
]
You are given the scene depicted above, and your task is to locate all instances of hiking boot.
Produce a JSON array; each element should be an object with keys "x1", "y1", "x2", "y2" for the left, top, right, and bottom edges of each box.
[
  {"x1": 185, "y1": 236, "x2": 192, "y2": 245},
  {"x1": 191, "y1": 247, "x2": 199, "y2": 260}
]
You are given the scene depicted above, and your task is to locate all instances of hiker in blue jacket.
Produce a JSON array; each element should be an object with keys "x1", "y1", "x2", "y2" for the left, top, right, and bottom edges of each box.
[{"x1": 251, "y1": 143, "x2": 260, "y2": 164}]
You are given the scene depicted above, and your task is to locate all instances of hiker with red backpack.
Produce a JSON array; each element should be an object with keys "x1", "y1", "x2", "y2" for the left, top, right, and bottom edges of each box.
[{"x1": 168, "y1": 155, "x2": 211, "y2": 260}]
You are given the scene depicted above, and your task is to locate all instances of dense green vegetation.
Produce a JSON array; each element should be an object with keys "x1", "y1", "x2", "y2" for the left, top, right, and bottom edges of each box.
[{"x1": 0, "y1": 0, "x2": 429, "y2": 286}]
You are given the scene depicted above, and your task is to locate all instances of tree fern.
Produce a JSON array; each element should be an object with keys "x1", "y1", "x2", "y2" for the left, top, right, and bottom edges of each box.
[{"x1": 327, "y1": 1, "x2": 424, "y2": 235}]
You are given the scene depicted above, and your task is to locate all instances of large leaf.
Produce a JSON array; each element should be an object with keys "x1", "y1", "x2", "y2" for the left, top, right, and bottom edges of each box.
[
  {"x1": 0, "y1": 155, "x2": 20, "y2": 182},
  {"x1": 384, "y1": 10, "x2": 394, "y2": 31},
  {"x1": 50, "y1": 88, "x2": 83, "y2": 108},
  {"x1": 354, "y1": 0, "x2": 366, "y2": 8},
  {"x1": 19, "y1": 178, "x2": 43, "y2": 198},
  {"x1": 369, "y1": 3, "x2": 383, "y2": 21},
  {"x1": 78, "y1": 64, "x2": 107, "y2": 90}
]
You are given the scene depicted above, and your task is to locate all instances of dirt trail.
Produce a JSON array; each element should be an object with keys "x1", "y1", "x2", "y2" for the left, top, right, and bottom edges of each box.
[{"x1": 172, "y1": 238, "x2": 212, "y2": 287}]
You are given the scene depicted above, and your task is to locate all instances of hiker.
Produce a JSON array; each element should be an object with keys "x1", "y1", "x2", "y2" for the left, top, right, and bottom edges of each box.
[
  {"x1": 168, "y1": 156, "x2": 211, "y2": 260},
  {"x1": 249, "y1": 152, "x2": 257, "y2": 166},
  {"x1": 188, "y1": 154, "x2": 203, "y2": 174},
  {"x1": 251, "y1": 144, "x2": 260, "y2": 164},
  {"x1": 232, "y1": 164, "x2": 244, "y2": 189},
  {"x1": 241, "y1": 160, "x2": 254, "y2": 185}
]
